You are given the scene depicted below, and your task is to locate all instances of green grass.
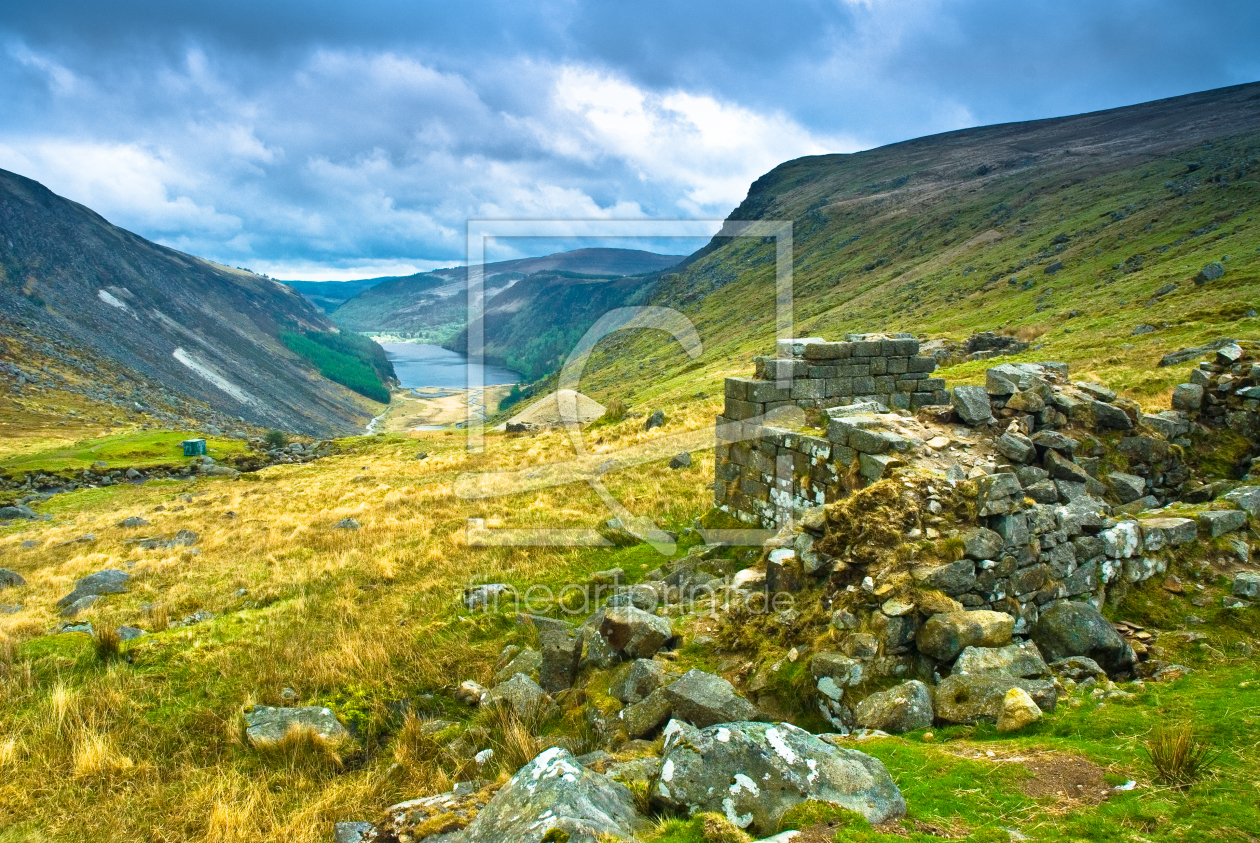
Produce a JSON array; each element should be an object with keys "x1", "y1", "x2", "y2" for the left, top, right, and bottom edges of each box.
[{"x1": 0, "y1": 429, "x2": 248, "y2": 474}]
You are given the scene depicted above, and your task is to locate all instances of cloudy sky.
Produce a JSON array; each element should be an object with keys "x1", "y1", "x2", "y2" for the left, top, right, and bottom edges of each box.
[{"x1": 2, "y1": 1, "x2": 1258, "y2": 279}]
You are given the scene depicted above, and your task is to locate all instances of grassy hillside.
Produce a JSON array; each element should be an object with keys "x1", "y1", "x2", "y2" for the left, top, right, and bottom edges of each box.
[
  {"x1": 521, "y1": 84, "x2": 1260, "y2": 419},
  {"x1": 1, "y1": 423, "x2": 1258, "y2": 842}
]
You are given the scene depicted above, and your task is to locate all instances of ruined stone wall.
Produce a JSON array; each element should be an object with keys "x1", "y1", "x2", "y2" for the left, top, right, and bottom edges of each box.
[{"x1": 715, "y1": 335, "x2": 948, "y2": 527}]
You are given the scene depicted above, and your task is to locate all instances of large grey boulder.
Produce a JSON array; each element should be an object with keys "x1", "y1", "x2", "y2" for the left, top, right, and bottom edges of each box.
[
  {"x1": 56, "y1": 569, "x2": 130, "y2": 609},
  {"x1": 1031, "y1": 601, "x2": 1135, "y2": 677},
  {"x1": 482, "y1": 673, "x2": 553, "y2": 719},
  {"x1": 934, "y1": 674, "x2": 1057, "y2": 724},
  {"x1": 244, "y1": 705, "x2": 348, "y2": 748},
  {"x1": 610, "y1": 658, "x2": 669, "y2": 704},
  {"x1": 952, "y1": 642, "x2": 1050, "y2": 678},
  {"x1": 854, "y1": 680, "x2": 934, "y2": 733},
  {"x1": 663, "y1": 669, "x2": 757, "y2": 727},
  {"x1": 0, "y1": 505, "x2": 38, "y2": 521},
  {"x1": 952, "y1": 386, "x2": 994, "y2": 425},
  {"x1": 600, "y1": 606, "x2": 673, "y2": 659},
  {"x1": 0, "y1": 569, "x2": 26, "y2": 589},
  {"x1": 1232, "y1": 572, "x2": 1260, "y2": 599},
  {"x1": 653, "y1": 720, "x2": 906, "y2": 833},
  {"x1": 458, "y1": 747, "x2": 645, "y2": 843},
  {"x1": 916, "y1": 610, "x2": 1014, "y2": 662}
]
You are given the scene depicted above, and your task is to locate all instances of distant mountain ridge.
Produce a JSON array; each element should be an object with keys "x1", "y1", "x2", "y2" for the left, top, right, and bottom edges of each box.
[
  {"x1": 330, "y1": 247, "x2": 684, "y2": 341},
  {"x1": 281, "y1": 276, "x2": 399, "y2": 313},
  {"x1": 0, "y1": 168, "x2": 383, "y2": 436}
]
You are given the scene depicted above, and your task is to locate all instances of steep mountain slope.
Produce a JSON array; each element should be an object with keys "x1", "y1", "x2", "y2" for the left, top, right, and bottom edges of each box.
[
  {"x1": 0, "y1": 168, "x2": 383, "y2": 436},
  {"x1": 331, "y1": 247, "x2": 683, "y2": 340},
  {"x1": 569, "y1": 81, "x2": 1260, "y2": 409}
]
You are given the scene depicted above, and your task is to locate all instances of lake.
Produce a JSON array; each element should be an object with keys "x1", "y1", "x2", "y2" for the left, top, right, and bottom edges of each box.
[{"x1": 378, "y1": 342, "x2": 521, "y2": 389}]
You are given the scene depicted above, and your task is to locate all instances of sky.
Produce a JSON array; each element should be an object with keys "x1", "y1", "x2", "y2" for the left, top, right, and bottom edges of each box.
[{"x1": 2, "y1": 1, "x2": 1258, "y2": 280}]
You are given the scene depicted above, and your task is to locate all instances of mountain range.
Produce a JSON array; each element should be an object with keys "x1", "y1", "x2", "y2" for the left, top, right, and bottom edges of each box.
[{"x1": 0, "y1": 168, "x2": 384, "y2": 437}]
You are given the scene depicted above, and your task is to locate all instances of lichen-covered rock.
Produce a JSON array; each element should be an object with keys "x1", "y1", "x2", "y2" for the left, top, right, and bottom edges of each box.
[
  {"x1": 1197, "y1": 509, "x2": 1247, "y2": 537},
  {"x1": 952, "y1": 641, "x2": 1049, "y2": 678},
  {"x1": 854, "y1": 680, "x2": 933, "y2": 733},
  {"x1": 915, "y1": 610, "x2": 1015, "y2": 662},
  {"x1": 934, "y1": 674, "x2": 1056, "y2": 724},
  {"x1": 458, "y1": 747, "x2": 645, "y2": 843},
  {"x1": 244, "y1": 705, "x2": 348, "y2": 748},
  {"x1": 962, "y1": 527, "x2": 1003, "y2": 560},
  {"x1": 1031, "y1": 601, "x2": 1135, "y2": 677},
  {"x1": 600, "y1": 606, "x2": 674, "y2": 659},
  {"x1": 663, "y1": 670, "x2": 758, "y2": 727},
  {"x1": 653, "y1": 720, "x2": 906, "y2": 834},
  {"x1": 996, "y1": 687, "x2": 1043, "y2": 732}
]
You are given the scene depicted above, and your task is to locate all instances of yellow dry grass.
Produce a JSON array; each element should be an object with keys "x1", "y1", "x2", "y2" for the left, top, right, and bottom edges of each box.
[{"x1": 0, "y1": 412, "x2": 716, "y2": 842}]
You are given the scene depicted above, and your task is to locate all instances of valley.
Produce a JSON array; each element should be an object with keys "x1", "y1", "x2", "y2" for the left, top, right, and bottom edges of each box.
[{"x1": 1, "y1": 81, "x2": 1260, "y2": 843}]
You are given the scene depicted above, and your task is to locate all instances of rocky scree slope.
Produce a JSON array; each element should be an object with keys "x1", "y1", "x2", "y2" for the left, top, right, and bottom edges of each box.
[{"x1": 0, "y1": 168, "x2": 379, "y2": 437}]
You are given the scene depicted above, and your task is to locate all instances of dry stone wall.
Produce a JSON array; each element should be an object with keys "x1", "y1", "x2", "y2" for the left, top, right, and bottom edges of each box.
[{"x1": 716, "y1": 334, "x2": 948, "y2": 527}]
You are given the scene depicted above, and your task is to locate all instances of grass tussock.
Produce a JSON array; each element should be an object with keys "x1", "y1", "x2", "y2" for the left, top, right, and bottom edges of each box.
[
  {"x1": 93, "y1": 625, "x2": 122, "y2": 662},
  {"x1": 1145, "y1": 722, "x2": 1219, "y2": 788}
]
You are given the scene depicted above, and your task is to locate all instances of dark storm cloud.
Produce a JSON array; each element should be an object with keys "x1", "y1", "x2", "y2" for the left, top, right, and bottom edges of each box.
[{"x1": 1, "y1": 1, "x2": 1257, "y2": 278}]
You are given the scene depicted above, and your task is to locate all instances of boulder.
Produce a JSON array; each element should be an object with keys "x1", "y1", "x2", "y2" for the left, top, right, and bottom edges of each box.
[
  {"x1": 668, "y1": 452, "x2": 693, "y2": 470},
  {"x1": 912, "y1": 560, "x2": 976, "y2": 595},
  {"x1": 333, "y1": 821, "x2": 373, "y2": 843},
  {"x1": 952, "y1": 641, "x2": 1050, "y2": 678},
  {"x1": 934, "y1": 674, "x2": 1056, "y2": 724},
  {"x1": 0, "y1": 505, "x2": 38, "y2": 521},
  {"x1": 610, "y1": 658, "x2": 669, "y2": 704},
  {"x1": 996, "y1": 687, "x2": 1043, "y2": 732},
  {"x1": 1049, "y1": 656, "x2": 1108, "y2": 684},
  {"x1": 56, "y1": 569, "x2": 130, "y2": 609},
  {"x1": 621, "y1": 687, "x2": 674, "y2": 738},
  {"x1": 1198, "y1": 510, "x2": 1247, "y2": 537},
  {"x1": 244, "y1": 705, "x2": 348, "y2": 748},
  {"x1": 1171, "y1": 383, "x2": 1204, "y2": 413},
  {"x1": 951, "y1": 386, "x2": 994, "y2": 426},
  {"x1": 482, "y1": 673, "x2": 552, "y2": 719},
  {"x1": 653, "y1": 720, "x2": 906, "y2": 833},
  {"x1": 333, "y1": 517, "x2": 360, "y2": 530},
  {"x1": 459, "y1": 747, "x2": 645, "y2": 843},
  {"x1": 645, "y1": 410, "x2": 666, "y2": 431},
  {"x1": 1223, "y1": 486, "x2": 1260, "y2": 518},
  {"x1": 916, "y1": 611, "x2": 1014, "y2": 662},
  {"x1": 463, "y1": 583, "x2": 513, "y2": 611},
  {"x1": 663, "y1": 669, "x2": 758, "y2": 727},
  {"x1": 962, "y1": 527, "x2": 1003, "y2": 560},
  {"x1": 997, "y1": 432, "x2": 1036, "y2": 464},
  {"x1": 1233, "y1": 572, "x2": 1260, "y2": 599},
  {"x1": 1105, "y1": 472, "x2": 1146, "y2": 504},
  {"x1": 0, "y1": 569, "x2": 26, "y2": 589},
  {"x1": 1138, "y1": 517, "x2": 1197, "y2": 550},
  {"x1": 118, "y1": 516, "x2": 150, "y2": 528},
  {"x1": 538, "y1": 627, "x2": 582, "y2": 693},
  {"x1": 1045, "y1": 449, "x2": 1090, "y2": 483},
  {"x1": 854, "y1": 680, "x2": 934, "y2": 733},
  {"x1": 1031, "y1": 601, "x2": 1135, "y2": 677},
  {"x1": 493, "y1": 648, "x2": 543, "y2": 686},
  {"x1": 600, "y1": 606, "x2": 673, "y2": 659}
]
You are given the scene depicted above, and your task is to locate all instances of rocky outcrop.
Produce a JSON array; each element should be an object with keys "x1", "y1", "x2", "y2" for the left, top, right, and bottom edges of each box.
[
  {"x1": 1032, "y1": 602, "x2": 1136, "y2": 678},
  {"x1": 653, "y1": 720, "x2": 906, "y2": 834}
]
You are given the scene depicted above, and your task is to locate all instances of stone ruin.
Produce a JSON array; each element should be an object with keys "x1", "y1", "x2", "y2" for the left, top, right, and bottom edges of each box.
[{"x1": 714, "y1": 334, "x2": 1260, "y2": 728}]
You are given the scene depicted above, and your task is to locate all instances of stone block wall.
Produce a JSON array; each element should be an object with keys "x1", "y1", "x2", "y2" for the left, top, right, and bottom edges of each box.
[{"x1": 715, "y1": 334, "x2": 947, "y2": 527}]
